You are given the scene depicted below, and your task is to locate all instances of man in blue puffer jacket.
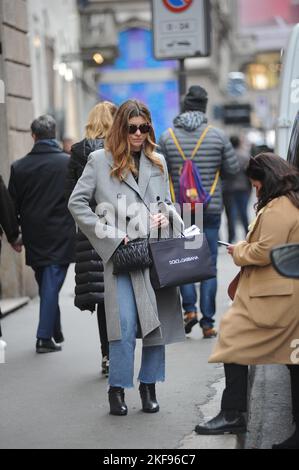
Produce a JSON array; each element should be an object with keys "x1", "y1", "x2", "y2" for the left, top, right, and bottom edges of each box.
[{"x1": 159, "y1": 85, "x2": 239, "y2": 338}]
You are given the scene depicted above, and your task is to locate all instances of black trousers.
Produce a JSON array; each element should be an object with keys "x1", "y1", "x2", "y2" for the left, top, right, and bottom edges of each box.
[
  {"x1": 222, "y1": 191, "x2": 236, "y2": 244},
  {"x1": 221, "y1": 363, "x2": 299, "y2": 423},
  {"x1": 287, "y1": 365, "x2": 299, "y2": 423},
  {"x1": 96, "y1": 303, "x2": 109, "y2": 359},
  {"x1": 221, "y1": 364, "x2": 248, "y2": 412}
]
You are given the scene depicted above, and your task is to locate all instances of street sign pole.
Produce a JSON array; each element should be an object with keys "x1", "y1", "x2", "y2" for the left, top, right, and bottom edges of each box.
[
  {"x1": 152, "y1": 0, "x2": 211, "y2": 112},
  {"x1": 178, "y1": 58, "x2": 187, "y2": 112}
]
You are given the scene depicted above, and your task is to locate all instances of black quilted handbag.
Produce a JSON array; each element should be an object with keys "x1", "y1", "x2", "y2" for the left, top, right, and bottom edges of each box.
[{"x1": 112, "y1": 238, "x2": 152, "y2": 275}]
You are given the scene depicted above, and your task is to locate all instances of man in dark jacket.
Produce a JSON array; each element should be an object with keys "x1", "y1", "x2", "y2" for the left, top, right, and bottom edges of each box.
[
  {"x1": 8, "y1": 115, "x2": 76, "y2": 353},
  {"x1": 0, "y1": 175, "x2": 21, "y2": 338},
  {"x1": 159, "y1": 86, "x2": 239, "y2": 338}
]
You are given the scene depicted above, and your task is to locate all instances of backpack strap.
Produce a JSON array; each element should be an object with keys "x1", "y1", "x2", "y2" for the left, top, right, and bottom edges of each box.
[
  {"x1": 168, "y1": 128, "x2": 187, "y2": 160},
  {"x1": 209, "y1": 169, "x2": 220, "y2": 197},
  {"x1": 191, "y1": 125, "x2": 212, "y2": 159},
  {"x1": 168, "y1": 125, "x2": 220, "y2": 201},
  {"x1": 168, "y1": 125, "x2": 213, "y2": 161}
]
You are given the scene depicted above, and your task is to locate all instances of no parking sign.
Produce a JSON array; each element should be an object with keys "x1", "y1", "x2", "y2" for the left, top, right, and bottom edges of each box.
[
  {"x1": 152, "y1": 0, "x2": 211, "y2": 59},
  {"x1": 162, "y1": 0, "x2": 193, "y2": 13}
]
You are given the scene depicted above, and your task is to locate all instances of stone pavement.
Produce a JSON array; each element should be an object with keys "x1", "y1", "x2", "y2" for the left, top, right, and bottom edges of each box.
[
  {"x1": 0, "y1": 245, "x2": 291, "y2": 449},
  {"x1": 0, "y1": 249, "x2": 241, "y2": 449}
]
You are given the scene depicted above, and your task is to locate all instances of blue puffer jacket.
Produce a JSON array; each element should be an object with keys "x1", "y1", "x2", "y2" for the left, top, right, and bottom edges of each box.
[{"x1": 158, "y1": 112, "x2": 239, "y2": 214}]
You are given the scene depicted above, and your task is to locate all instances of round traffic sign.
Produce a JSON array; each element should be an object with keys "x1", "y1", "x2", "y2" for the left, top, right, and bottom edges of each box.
[{"x1": 162, "y1": 0, "x2": 193, "y2": 14}]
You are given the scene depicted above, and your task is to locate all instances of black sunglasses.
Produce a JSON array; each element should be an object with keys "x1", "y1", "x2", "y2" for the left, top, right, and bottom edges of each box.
[{"x1": 128, "y1": 123, "x2": 151, "y2": 134}]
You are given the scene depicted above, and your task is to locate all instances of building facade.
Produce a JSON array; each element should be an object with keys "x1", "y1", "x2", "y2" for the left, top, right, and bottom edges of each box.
[
  {"x1": 0, "y1": 0, "x2": 83, "y2": 301},
  {"x1": 0, "y1": 0, "x2": 34, "y2": 300},
  {"x1": 77, "y1": 0, "x2": 236, "y2": 133}
]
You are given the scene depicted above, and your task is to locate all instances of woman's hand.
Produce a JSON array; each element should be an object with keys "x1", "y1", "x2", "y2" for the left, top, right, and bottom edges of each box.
[
  {"x1": 227, "y1": 244, "x2": 235, "y2": 256},
  {"x1": 150, "y1": 213, "x2": 169, "y2": 229},
  {"x1": 10, "y1": 234, "x2": 23, "y2": 253},
  {"x1": 123, "y1": 236, "x2": 130, "y2": 245},
  {"x1": 11, "y1": 243, "x2": 22, "y2": 253}
]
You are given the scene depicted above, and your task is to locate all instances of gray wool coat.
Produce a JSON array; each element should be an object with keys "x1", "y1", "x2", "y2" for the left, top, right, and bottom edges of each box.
[{"x1": 68, "y1": 149, "x2": 185, "y2": 347}]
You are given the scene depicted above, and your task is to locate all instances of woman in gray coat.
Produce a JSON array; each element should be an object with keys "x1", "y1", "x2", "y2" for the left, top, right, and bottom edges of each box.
[{"x1": 68, "y1": 100, "x2": 185, "y2": 416}]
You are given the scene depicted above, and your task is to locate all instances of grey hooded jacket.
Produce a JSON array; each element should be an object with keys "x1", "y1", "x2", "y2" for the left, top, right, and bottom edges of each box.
[{"x1": 158, "y1": 112, "x2": 239, "y2": 214}]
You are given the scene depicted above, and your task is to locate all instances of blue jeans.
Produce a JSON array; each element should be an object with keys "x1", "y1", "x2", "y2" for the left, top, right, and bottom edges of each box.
[
  {"x1": 109, "y1": 273, "x2": 165, "y2": 389},
  {"x1": 34, "y1": 265, "x2": 69, "y2": 340},
  {"x1": 180, "y1": 213, "x2": 221, "y2": 329}
]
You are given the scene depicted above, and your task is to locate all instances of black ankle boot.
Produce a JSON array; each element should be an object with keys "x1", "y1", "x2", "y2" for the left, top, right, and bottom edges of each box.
[
  {"x1": 139, "y1": 382, "x2": 159, "y2": 413},
  {"x1": 272, "y1": 428, "x2": 299, "y2": 449},
  {"x1": 108, "y1": 387, "x2": 127, "y2": 416},
  {"x1": 195, "y1": 410, "x2": 247, "y2": 435}
]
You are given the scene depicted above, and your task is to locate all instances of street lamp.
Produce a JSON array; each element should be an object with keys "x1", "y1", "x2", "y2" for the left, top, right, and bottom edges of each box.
[{"x1": 93, "y1": 53, "x2": 104, "y2": 65}]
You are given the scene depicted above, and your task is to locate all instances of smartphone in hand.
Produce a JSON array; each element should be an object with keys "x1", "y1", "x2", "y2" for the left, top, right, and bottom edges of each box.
[{"x1": 218, "y1": 241, "x2": 230, "y2": 247}]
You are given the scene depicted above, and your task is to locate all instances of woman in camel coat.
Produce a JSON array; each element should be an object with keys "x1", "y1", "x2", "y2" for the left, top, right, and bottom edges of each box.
[{"x1": 195, "y1": 153, "x2": 299, "y2": 449}]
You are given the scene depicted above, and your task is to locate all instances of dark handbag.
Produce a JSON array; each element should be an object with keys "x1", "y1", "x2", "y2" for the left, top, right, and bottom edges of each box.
[
  {"x1": 149, "y1": 234, "x2": 216, "y2": 290},
  {"x1": 112, "y1": 238, "x2": 152, "y2": 275},
  {"x1": 227, "y1": 271, "x2": 241, "y2": 300}
]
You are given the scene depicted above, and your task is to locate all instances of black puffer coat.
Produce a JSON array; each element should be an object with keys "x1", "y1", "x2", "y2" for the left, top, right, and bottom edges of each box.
[{"x1": 66, "y1": 138, "x2": 105, "y2": 312}]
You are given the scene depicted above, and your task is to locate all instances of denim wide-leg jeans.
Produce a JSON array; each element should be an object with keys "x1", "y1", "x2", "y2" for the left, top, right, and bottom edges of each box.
[{"x1": 109, "y1": 273, "x2": 165, "y2": 389}]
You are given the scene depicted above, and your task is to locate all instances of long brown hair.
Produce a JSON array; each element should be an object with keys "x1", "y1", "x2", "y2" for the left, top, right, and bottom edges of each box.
[
  {"x1": 246, "y1": 153, "x2": 299, "y2": 213},
  {"x1": 105, "y1": 99, "x2": 164, "y2": 180},
  {"x1": 85, "y1": 101, "x2": 117, "y2": 139}
]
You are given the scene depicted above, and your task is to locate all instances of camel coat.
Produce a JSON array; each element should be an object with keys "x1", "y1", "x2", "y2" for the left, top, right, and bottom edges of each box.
[
  {"x1": 68, "y1": 149, "x2": 185, "y2": 347},
  {"x1": 209, "y1": 196, "x2": 299, "y2": 365}
]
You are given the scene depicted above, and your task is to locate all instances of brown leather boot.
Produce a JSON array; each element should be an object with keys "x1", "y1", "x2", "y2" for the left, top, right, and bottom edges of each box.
[
  {"x1": 202, "y1": 327, "x2": 218, "y2": 339},
  {"x1": 184, "y1": 311, "x2": 198, "y2": 334}
]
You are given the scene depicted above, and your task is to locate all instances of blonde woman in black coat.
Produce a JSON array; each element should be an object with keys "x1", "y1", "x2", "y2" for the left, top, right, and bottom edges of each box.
[{"x1": 66, "y1": 101, "x2": 117, "y2": 376}]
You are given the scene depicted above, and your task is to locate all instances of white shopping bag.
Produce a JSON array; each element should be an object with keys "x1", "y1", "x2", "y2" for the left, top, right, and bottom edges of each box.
[{"x1": 183, "y1": 225, "x2": 201, "y2": 238}]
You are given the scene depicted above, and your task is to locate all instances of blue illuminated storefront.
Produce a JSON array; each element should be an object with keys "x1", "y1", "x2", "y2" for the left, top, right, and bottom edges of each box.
[{"x1": 99, "y1": 29, "x2": 179, "y2": 140}]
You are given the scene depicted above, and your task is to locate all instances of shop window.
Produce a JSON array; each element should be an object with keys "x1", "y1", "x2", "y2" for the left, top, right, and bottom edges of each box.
[{"x1": 244, "y1": 52, "x2": 281, "y2": 90}]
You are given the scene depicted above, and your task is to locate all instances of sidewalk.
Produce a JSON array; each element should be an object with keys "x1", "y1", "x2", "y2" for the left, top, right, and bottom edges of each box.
[
  {"x1": 0, "y1": 249, "x2": 292, "y2": 449},
  {"x1": 246, "y1": 365, "x2": 293, "y2": 449},
  {"x1": 0, "y1": 251, "x2": 241, "y2": 449},
  {"x1": 0, "y1": 297, "x2": 30, "y2": 316}
]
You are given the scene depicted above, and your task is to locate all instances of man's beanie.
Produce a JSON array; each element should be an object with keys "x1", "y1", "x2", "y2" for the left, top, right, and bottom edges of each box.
[{"x1": 183, "y1": 85, "x2": 208, "y2": 113}]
